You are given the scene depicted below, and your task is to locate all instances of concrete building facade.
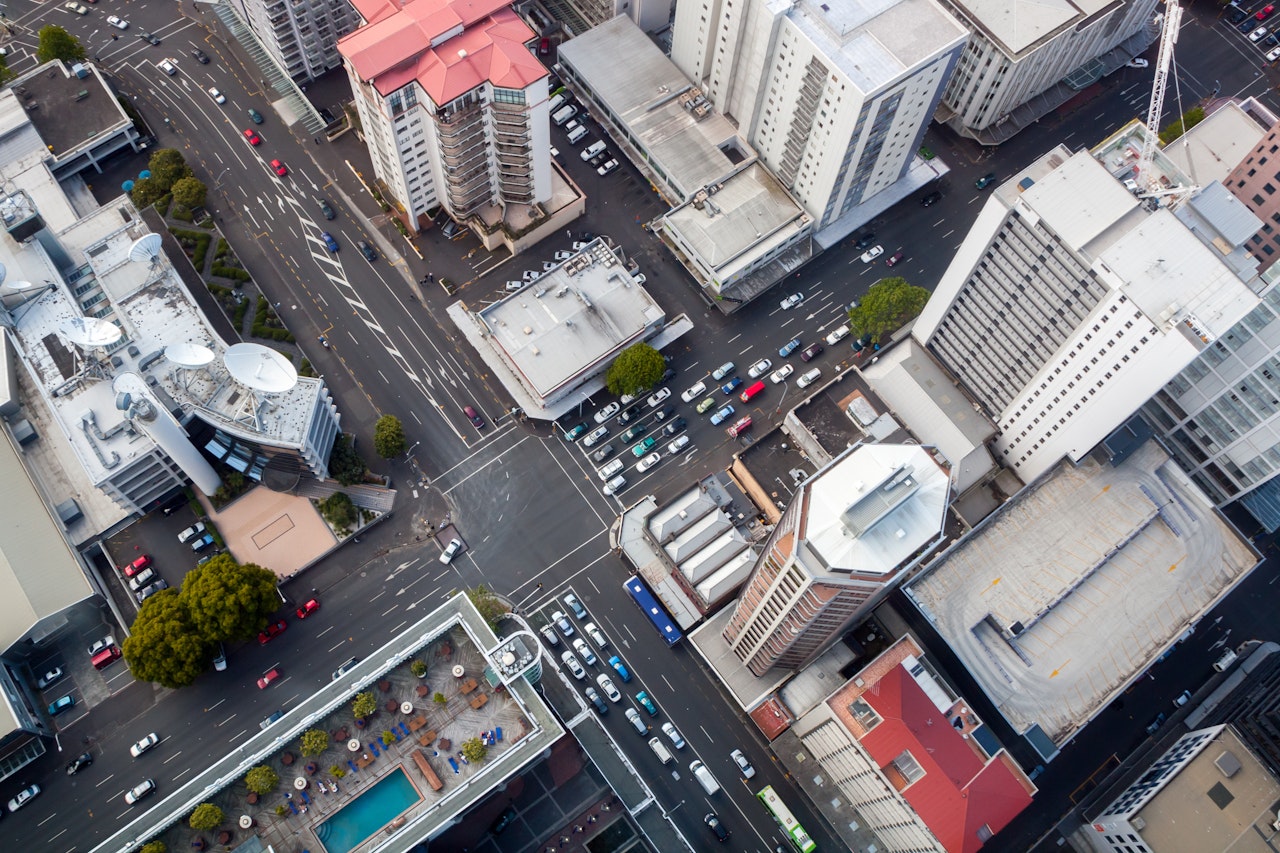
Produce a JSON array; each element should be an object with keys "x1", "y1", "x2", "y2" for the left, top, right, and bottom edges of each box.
[{"x1": 228, "y1": 0, "x2": 358, "y2": 82}]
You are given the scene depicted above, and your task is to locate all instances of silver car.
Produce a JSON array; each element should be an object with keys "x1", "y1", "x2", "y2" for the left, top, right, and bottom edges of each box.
[{"x1": 596, "y1": 673, "x2": 621, "y2": 702}]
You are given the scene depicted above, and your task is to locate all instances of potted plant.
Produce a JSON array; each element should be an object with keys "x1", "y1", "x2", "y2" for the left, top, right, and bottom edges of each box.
[{"x1": 410, "y1": 659, "x2": 427, "y2": 678}]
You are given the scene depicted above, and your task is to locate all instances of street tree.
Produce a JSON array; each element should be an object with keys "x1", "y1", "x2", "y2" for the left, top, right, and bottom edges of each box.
[
  {"x1": 605, "y1": 342, "x2": 665, "y2": 397},
  {"x1": 188, "y1": 803, "x2": 224, "y2": 832},
  {"x1": 244, "y1": 765, "x2": 279, "y2": 796},
  {"x1": 848, "y1": 277, "x2": 930, "y2": 344},
  {"x1": 467, "y1": 585, "x2": 507, "y2": 630},
  {"x1": 374, "y1": 414, "x2": 407, "y2": 458},
  {"x1": 36, "y1": 25, "x2": 86, "y2": 65},
  {"x1": 122, "y1": 590, "x2": 211, "y2": 688},
  {"x1": 129, "y1": 176, "x2": 166, "y2": 210},
  {"x1": 181, "y1": 556, "x2": 281, "y2": 643},
  {"x1": 171, "y1": 176, "x2": 207, "y2": 209},
  {"x1": 299, "y1": 729, "x2": 329, "y2": 758},
  {"x1": 328, "y1": 433, "x2": 368, "y2": 485},
  {"x1": 140, "y1": 842, "x2": 167, "y2": 853},
  {"x1": 148, "y1": 149, "x2": 191, "y2": 193},
  {"x1": 0, "y1": 53, "x2": 14, "y2": 87}
]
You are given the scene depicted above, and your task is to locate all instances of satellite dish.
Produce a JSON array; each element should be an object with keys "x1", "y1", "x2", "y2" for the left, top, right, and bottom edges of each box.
[
  {"x1": 165, "y1": 342, "x2": 215, "y2": 368},
  {"x1": 61, "y1": 316, "x2": 122, "y2": 348},
  {"x1": 224, "y1": 342, "x2": 298, "y2": 393},
  {"x1": 128, "y1": 234, "x2": 163, "y2": 266},
  {"x1": 0, "y1": 279, "x2": 37, "y2": 295}
]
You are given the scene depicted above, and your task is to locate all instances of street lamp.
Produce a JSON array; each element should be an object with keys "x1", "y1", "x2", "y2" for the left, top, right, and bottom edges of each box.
[
  {"x1": 213, "y1": 167, "x2": 232, "y2": 191},
  {"x1": 775, "y1": 381, "x2": 791, "y2": 414}
]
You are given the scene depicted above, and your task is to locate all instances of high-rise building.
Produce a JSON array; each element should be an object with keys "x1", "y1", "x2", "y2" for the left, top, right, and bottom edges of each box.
[
  {"x1": 669, "y1": 0, "x2": 967, "y2": 237},
  {"x1": 339, "y1": 0, "x2": 552, "y2": 235},
  {"x1": 559, "y1": 0, "x2": 674, "y2": 33},
  {"x1": 227, "y1": 0, "x2": 358, "y2": 82},
  {"x1": 722, "y1": 443, "x2": 950, "y2": 676},
  {"x1": 914, "y1": 127, "x2": 1264, "y2": 483}
]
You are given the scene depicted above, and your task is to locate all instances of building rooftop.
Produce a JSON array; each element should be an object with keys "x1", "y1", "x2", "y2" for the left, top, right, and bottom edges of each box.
[
  {"x1": 904, "y1": 441, "x2": 1259, "y2": 750},
  {"x1": 8, "y1": 61, "x2": 131, "y2": 164},
  {"x1": 1163, "y1": 99, "x2": 1277, "y2": 188},
  {"x1": 948, "y1": 0, "x2": 1113, "y2": 56}
]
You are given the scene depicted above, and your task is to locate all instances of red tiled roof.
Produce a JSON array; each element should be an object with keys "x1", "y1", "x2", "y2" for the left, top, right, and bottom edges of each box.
[
  {"x1": 858, "y1": 666, "x2": 1032, "y2": 853},
  {"x1": 339, "y1": 0, "x2": 546, "y2": 103}
]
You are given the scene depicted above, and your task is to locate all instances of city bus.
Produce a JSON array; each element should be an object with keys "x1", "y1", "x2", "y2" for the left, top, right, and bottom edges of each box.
[
  {"x1": 757, "y1": 785, "x2": 817, "y2": 852},
  {"x1": 622, "y1": 576, "x2": 682, "y2": 646}
]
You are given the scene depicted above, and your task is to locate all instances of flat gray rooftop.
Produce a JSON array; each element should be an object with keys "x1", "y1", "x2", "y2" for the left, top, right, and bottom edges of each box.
[
  {"x1": 950, "y1": 0, "x2": 1114, "y2": 56},
  {"x1": 904, "y1": 441, "x2": 1258, "y2": 748},
  {"x1": 10, "y1": 61, "x2": 128, "y2": 158}
]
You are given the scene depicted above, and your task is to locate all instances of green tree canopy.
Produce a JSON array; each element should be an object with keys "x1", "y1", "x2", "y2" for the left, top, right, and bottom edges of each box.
[
  {"x1": 461, "y1": 737, "x2": 487, "y2": 763},
  {"x1": 180, "y1": 556, "x2": 281, "y2": 643},
  {"x1": 605, "y1": 342, "x2": 665, "y2": 397},
  {"x1": 244, "y1": 765, "x2": 279, "y2": 796},
  {"x1": 148, "y1": 149, "x2": 191, "y2": 193},
  {"x1": 320, "y1": 491, "x2": 356, "y2": 529},
  {"x1": 300, "y1": 729, "x2": 329, "y2": 758},
  {"x1": 188, "y1": 803, "x2": 224, "y2": 832},
  {"x1": 129, "y1": 176, "x2": 166, "y2": 210},
  {"x1": 373, "y1": 414, "x2": 407, "y2": 458},
  {"x1": 140, "y1": 842, "x2": 168, "y2": 853},
  {"x1": 328, "y1": 433, "x2": 368, "y2": 486},
  {"x1": 171, "y1": 176, "x2": 207, "y2": 209},
  {"x1": 36, "y1": 25, "x2": 86, "y2": 64},
  {"x1": 122, "y1": 590, "x2": 210, "y2": 688},
  {"x1": 467, "y1": 585, "x2": 507, "y2": 630},
  {"x1": 1159, "y1": 106, "x2": 1205, "y2": 145},
  {"x1": 848, "y1": 277, "x2": 930, "y2": 344},
  {"x1": 352, "y1": 691, "x2": 376, "y2": 719},
  {"x1": 0, "y1": 53, "x2": 14, "y2": 87}
]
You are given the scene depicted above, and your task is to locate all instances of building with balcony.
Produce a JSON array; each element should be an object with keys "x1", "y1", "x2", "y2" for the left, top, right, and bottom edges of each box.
[{"x1": 227, "y1": 0, "x2": 358, "y2": 82}]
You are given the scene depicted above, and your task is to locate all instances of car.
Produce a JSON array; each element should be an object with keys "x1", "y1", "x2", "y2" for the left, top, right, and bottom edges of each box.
[
  {"x1": 860, "y1": 245, "x2": 884, "y2": 263},
  {"x1": 636, "y1": 453, "x2": 660, "y2": 473},
  {"x1": 1270, "y1": 46, "x2": 1280, "y2": 62},
  {"x1": 585, "y1": 686, "x2": 608, "y2": 715},
  {"x1": 661, "y1": 722, "x2": 685, "y2": 749},
  {"x1": 580, "y1": 622, "x2": 607, "y2": 651},
  {"x1": 975, "y1": 172, "x2": 996, "y2": 189},
  {"x1": 296, "y1": 598, "x2": 320, "y2": 619},
  {"x1": 797, "y1": 367, "x2": 822, "y2": 388},
  {"x1": 64, "y1": 1, "x2": 90, "y2": 13},
  {"x1": 618, "y1": 404, "x2": 642, "y2": 424},
  {"x1": 522, "y1": 270, "x2": 541, "y2": 282},
  {"x1": 582, "y1": 425, "x2": 609, "y2": 447},
  {"x1": 138, "y1": 31, "x2": 161, "y2": 45},
  {"x1": 270, "y1": 159, "x2": 288, "y2": 176},
  {"x1": 854, "y1": 232, "x2": 877, "y2": 250},
  {"x1": 257, "y1": 619, "x2": 287, "y2": 645},
  {"x1": 572, "y1": 240, "x2": 590, "y2": 250},
  {"x1": 35, "y1": 667, "x2": 64, "y2": 690},
  {"x1": 597, "y1": 159, "x2": 619, "y2": 176},
  {"x1": 624, "y1": 707, "x2": 649, "y2": 734},
  {"x1": 542, "y1": 260, "x2": 558, "y2": 272},
  {"x1": 591, "y1": 444, "x2": 616, "y2": 463},
  {"x1": 633, "y1": 273, "x2": 647, "y2": 285},
  {"x1": 158, "y1": 58, "x2": 178, "y2": 75},
  {"x1": 318, "y1": 231, "x2": 340, "y2": 253},
  {"x1": 1229, "y1": 8, "x2": 1249, "y2": 24},
  {"x1": 666, "y1": 435, "x2": 690, "y2": 455},
  {"x1": 705, "y1": 813, "x2": 729, "y2": 842},
  {"x1": 48, "y1": 695, "x2": 74, "y2": 716},
  {"x1": 710, "y1": 404, "x2": 735, "y2": 426},
  {"x1": 607, "y1": 655, "x2": 632, "y2": 682},
  {"x1": 1174, "y1": 689, "x2": 1192, "y2": 707},
  {"x1": 178, "y1": 522, "x2": 207, "y2": 543},
  {"x1": 552, "y1": 610, "x2": 574, "y2": 637},
  {"x1": 572, "y1": 638, "x2": 597, "y2": 665},
  {"x1": 594, "y1": 402, "x2": 620, "y2": 423},
  {"x1": 696, "y1": 396, "x2": 717, "y2": 414},
  {"x1": 631, "y1": 437, "x2": 657, "y2": 458},
  {"x1": 439, "y1": 538, "x2": 463, "y2": 564},
  {"x1": 120, "y1": 554, "x2": 153, "y2": 577},
  {"x1": 779, "y1": 293, "x2": 804, "y2": 310},
  {"x1": 730, "y1": 748, "x2": 756, "y2": 778},
  {"x1": 107, "y1": 15, "x2": 128, "y2": 29},
  {"x1": 636, "y1": 691, "x2": 658, "y2": 716},
  {"x1": 720, "y1": 377, "x2": 743, "y2": 395},
  {"x1": 504, "y1": 280, "x2": 526, "y2": 292},
  {"x1": 1254, "y1": 25, "x2": 1273, "y2": 42},
  {"x1": 560, "y1": 651, "x2": 586, "y2": 679},
  {"x1": 124, "y1": 779, "x2": 156, "y2": 805},
  {"x1": 212, "y1": 644, "x2": 227, "y2": 672},
  {"x1": 564, "y1": 592, "x2": 588, "y2": 619},
  {"x1": 257, "y1": 668, "x2": 281, "y2": 689},
  {"x1": 748, "y1": 359, "x2": 772, "y2": 378},
  {"x1": 129, "y1": 569, "x2": 157, "y2": 591},
  {"x1": 663, "y1": 417, "x2": 687, "y2": 436},
  {"x1": 1261, "y1": 4, "x2": 1277, "y2": 21},
  {"x1": 190, "y1": 533, "x2": 215, "y2": 552},
  {"x1": 681, "y1": 381, "x2": 707, "y2": 402},
  {"x1": 196, "y1": 552, "x2": 218, "y2": 567},
  {"x1": 620, "y1": 424, "x2": 645, "y2": 443},
  {"x1": 208, "y1": 87, "x2": 227, "y2": 105},
  {"x1": 1146, "y1": 712, "x2": 1167, "y2": 735},
  {"x1": 652, "y1": 404, "x2": 676, "y2": 422},
  {"x1": 316, "y1": 198, "x2": 336, "y2": 220},
  {"x1": 130, "y1": 733, "x2": 160, "y2": 758},
  {"x1": 596, "y1": 673, "x2": 621, "y2": 702},
  {"x1": 248, "y1": 108, "x2": 264, "y2": 124},
  {"x1": 602, "y1": 475, "x2": 627, "y2": 495},
  {"x1": 563, "y1": 423, "x2": 588, "y2": 442},
  {"x1": 661, "y1": 367, "x2": 676, "y2": 383},
  {"x1": 238, "y1": 127, "x2": 263, "y2": 147},
  {"x1": 539, "y1": 624, "x2": 560, "y2": 646},
  {"x1": 66, "y1": 752, "x2": 93, "y2": 775},
  {"x1": 8, "y1": 784, "x2": 40, "y2": 812},
  {"x1": 920, "y1": 190, "x2": 942, "y2": 206},
  {"x1": 1127, "y1": 57, "x2": 1149, "y2": 68},
  {"x1": 589, "y1": 150, "x2": 611, "y2": 167},
  {"x1": 711, "y1": 362, "x2": 736, "y2": 381},
  {"x1": 87, "y1": 637, "x2": 115, "y2": 656},
  {"x1": 461, "y1": 405, "x2": 485, "y2": 429},
  {"x1": 539, "y1": 36, "x2": 551, "y2": 55},
  {"x1": 770, "y1": 364, "x2": 794, "y2": 384},
  {"x1": 826, "y1": 326, "x2": 851, "y2": 345},
  {"x1": 647, "y1": 388, "x2": 671, "y2": 407},
  {"x1": 800, "y1": 343, "x2": 824, "y2": 362},
  {"x1": 137, "y1": 580, "x2": 169, "y2": 602},
  {"x1": 192, "y1": 48, "x2": 210, "y2": 64},
  {"x1": 885, "y1": 251, "x2": 904, "y2": 267}
]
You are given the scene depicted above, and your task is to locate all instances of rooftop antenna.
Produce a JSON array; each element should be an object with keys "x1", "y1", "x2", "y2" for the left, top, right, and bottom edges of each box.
[
  {"x1": 164, "y1": 342, "x2": 216, "y2": 390},
  {"x1": 223, "y1": 342, "x2": 298, "y2": 430},
  {"x1": 60, "y1": 315, "x2": 122, "y2": 382},
  {"x1": 128, "y1": 233, "x2": 164, "y2": 269}
]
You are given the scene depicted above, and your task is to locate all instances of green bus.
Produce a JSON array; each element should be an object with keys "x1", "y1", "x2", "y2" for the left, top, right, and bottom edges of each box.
[{"x1": 757, "y1": 785, "x2": 817, "y2": 852}]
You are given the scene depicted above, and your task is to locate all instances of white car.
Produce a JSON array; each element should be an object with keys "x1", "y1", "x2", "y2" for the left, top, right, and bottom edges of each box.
[
  {"x1": 598, "y1": 458, "x2": 624, "y2": 481},
  {"x1": 87, "y1": 636, "x2": 115, "y2": 656},
  {"x1": 572, "y1": 241, "x2": 590, "y2": 250},
  {"x1": 594, "y1": 402, "x2": 620, "y2": 423},
  {"x1": 554, "y1": 250, "x2": 574, "y2": 260},
  {"x1": 130, "y1": 733, "x2": 160, "y2": 758},
  {"x1": 770, "y1": 364, "x2": 794, "y2": 384},
  {"x1": 505, "y1": 280, "x2": 525, "y2": 291},
  {"x1": 636, "y1": 453, "x2": 660, "y2": 473},
  {"x1": 681, "y1": 381, "x2": 707, "y2": 403},
  {"x1": 711, "y1": 362, "x2": 736, "y2": 381},
  {"x1": 633, "y1": 273, "x2": 647, "y2": 285},
  {"x1": 747, "y1": 359, "x2": 772, "y2": 379},
  {"x1": 208, "y1": 87, "x2": 226, "y2": 104},
  {"x1": 602, "y1": 475, "x2": 626, "y2": 495},
  {"x1": 647, "y1": 388, "x2": 670, "y2": 407},
  {"x1": 522, "y1": 270, "x2": 541, "y2": 282},
  {"x1": 1270, "y1": 46, "x2": 1280, "y2": 62},
  {"x1": 542, "y1": 260, "x2": 557, "y2": 271},
  {"x1": 582, "y1": 425, "x2": 609, "y2": 447},
  {"x1": 662, "y1": 722, "x2": 685, "y2": 749},
  {"x1": 779, "y1": 293, "x2": 804, "y2": 310},
  {"x1": 8, "y1": 784, "x2": 40, "y2": 813},
  {"x1": 825, "y1": 326, "x2": 851, "y2": 345},
  {"x1": 64, "y1": 2, "x2": 88, "y2": 14},
  {"x1": 860, "y1": 245, "x2": 884, "y2": 263},
  {"x1": 107, "y1": 14, "x2": 129, "y2": 29},
  {"x1": 584, "y1": 622, "x2": 608, "y2": 649},
  {"x1": 1127, "y1": 57, "x2": 1149, "y2": 68},
  {"x1": 124, "y1": 779, "x2": 156, "y2": 805},
  {"x1": 730, "y1": 748, "x2": 756, "y2": 778},
  {"x1": 157, "y1": 59, "x2": 178, "y2": 76},
  {"x1": 596, "y1": 673, "x2": 621, "y2": 702},
  {"x1": 439, "y1": 538, "x2": 463, "y2": 564},
  {"x1": 1251, "y1": 26, "x2": 1270, "y2": 43},
  {"x1": 597, "y1": 159, "x2": 619, "y2": 176},
  {"x1": 552, "y1": 610, "x2": 574, "y2": 636},
  {"x1": 571, "y1": 638, "x2": 597, "y2": 666},
  {"x1": 665, "y1": 435, "x2": 689, "y2": 455},
  {"x1": 560, "y1": 651, "x2": 586, "y2": 680},
  {"x1": 177, "y1": 521, "x2": 206, "y2": 543}
]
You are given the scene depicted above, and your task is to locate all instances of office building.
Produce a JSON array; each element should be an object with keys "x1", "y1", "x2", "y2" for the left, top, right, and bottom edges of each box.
[
  {"x1": 722, "y1": 442, "x2": 951, "y2": 677},
  {"x1": 558, "y1": 0, "x2": 674, "y2": 33},
  {"x1": 227, "y1": 0, "x2": 358, "y2": 82}
]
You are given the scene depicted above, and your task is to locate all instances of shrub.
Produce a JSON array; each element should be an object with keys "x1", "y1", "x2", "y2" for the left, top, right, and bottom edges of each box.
[
  {"x1": 300, "y1": 729, "x2": 329, "y2": 758},
  {"x1": 410, "y1": 660, "x2": 427, "y2": 677},
  {"x1": 433, "y1": 692, "x2": 447, "y2": 706},
  {"x1": 461, "y1": 737, "x2": 487, "y2": 763},
  {"x1": 188, "y1": 803, "x2": 224, "y2": 831},
  {"x1": 141, "y1": 842, "x2": 168, "y2": 853},
  {"x1": 212, "y1": 265, "x2": 251, "y2": 281},
  {"x1": 330, "y1": 765, "x2": 346, "y2": 779},
  {"x1": 352, "y1": 691, "x2": 376, "y2": 720},
  {"x1": 382, "y1": 730, "x2": 396, "y2": 746},
  {"x1": 244, "y1": 765, "x2": 279, "y2": 795}
]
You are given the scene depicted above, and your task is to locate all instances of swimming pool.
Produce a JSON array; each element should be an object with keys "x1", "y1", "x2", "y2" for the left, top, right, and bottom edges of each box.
[{"x1": 316, "y1": 767, "x2": 422, "y2": 853}]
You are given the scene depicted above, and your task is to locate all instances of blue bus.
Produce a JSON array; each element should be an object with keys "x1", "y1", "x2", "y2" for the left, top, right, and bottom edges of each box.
[{"x1": 622, "y1": 576, "x2": 682, "y2": 646}]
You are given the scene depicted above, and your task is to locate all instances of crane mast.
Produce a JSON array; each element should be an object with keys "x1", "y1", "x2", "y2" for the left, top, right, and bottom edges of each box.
[{"x1": 1137, "y1": 1, "x2": 1183, "y2": 191}]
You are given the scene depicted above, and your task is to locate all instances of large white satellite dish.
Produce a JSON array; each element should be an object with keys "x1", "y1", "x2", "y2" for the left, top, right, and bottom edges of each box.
[
  {"x1": 165, "y1": 342, "x2": 215, "y2": 369},
  {"x1": 128, "y1": 233, "x2": 163, "y2": 266},
  {"x1": 61, "y1": 316, "x2": 122, "y2": 348},
  {"x1": 224, "y1": 342, "x2": 298, "y2": 393},
  {"x1": 0, "y1": 279, "x2": 37, "y2": 296}
]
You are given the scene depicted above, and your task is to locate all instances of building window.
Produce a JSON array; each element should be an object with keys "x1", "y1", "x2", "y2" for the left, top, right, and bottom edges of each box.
[
  {"x1": 493, "y1": 87, "x2": 525, "y2": 105},
  {"x1": 848, "y1": 698, "x2": 882, "y2": 731},
  {"x1": 892, "y1": 749, "x2": 925, "y2": 784}
]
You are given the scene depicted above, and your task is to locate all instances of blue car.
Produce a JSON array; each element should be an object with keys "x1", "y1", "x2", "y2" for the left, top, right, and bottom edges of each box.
[
  {"x1": 48, "y1": 695, "x2": 75, "y2": 716},
  {"x1": 321, "y1": 231, "x2": 339, "y2": 252},
  {"x1": 190, "y1": 533, "x2": 215, "y2": 553},
  {"x1": 563, "y1": 423, "x2": 588, "y2": 442},
  {"x1": 608, "y1": 655, "x2": 632, "y2": 682},
  {"x1": 710, "y1": 404, "x2": 735, "y2": 426},
  {"x1": 778, "y1": 338, "x2": 801, "y2": 358},
  {"x1": 720, "y1": 377, "x2": 743, "y2": 395}
]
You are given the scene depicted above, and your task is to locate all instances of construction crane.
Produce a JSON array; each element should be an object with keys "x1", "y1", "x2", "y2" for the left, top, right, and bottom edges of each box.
[{"x1": 1136, "y1": 0, "x2": 1184, "y2": 193}]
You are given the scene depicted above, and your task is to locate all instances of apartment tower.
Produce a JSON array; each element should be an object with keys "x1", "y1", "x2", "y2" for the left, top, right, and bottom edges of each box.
[{"x1": 228, "y1": 0, "x2": 358, "y2": 82}]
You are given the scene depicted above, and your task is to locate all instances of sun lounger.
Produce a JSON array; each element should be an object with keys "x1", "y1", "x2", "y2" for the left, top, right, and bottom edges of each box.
[
  {"x1": 369, "y1": 741, "x2": 380, "y2": 756},
  {"x1": 495, "y1": 727, "x2": 503, "y2": 741},
  {"x1": 399, "y1": 722, "x2": 410, "y2": 737},
  {"x1": 347, "y1": 760, "x2": 357, "y2": 773},
  {"x1": 300, "y1": 790, "x2": 310, "y2": 804},
  {"x1": 288, "y1": 800, "x2": 299, "y2": 815},
  {"x1": 447, "y1": 757, "x2": 459, "y2": 774}
]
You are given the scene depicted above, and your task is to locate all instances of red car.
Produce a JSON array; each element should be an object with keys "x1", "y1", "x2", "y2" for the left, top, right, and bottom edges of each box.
[
  {"x1": 1260, "y1": 4, "x2": 1275, "y2": 20},
  {"x1": 539, "y1": 37, "x2": 550, "y2": 56},
  {"x1": 296, "y1": 598, "x2": 319, "y2": 619},
  {"x1": 885, "y1": 251, "x2": 904, "y2": 267},
  {"x1": 121, "y1": 555, "x2": 152, "y2": 578},
  {"x1": 257, "y1": 619, "x2": 287, "y2": 645},
  {"x1": 270, "y1": 159, "x2": 288, "y2": 176},
  {"x1": 243, "y1": 128, "x2": 260, "y2": 146},
  {"x1": 257, "y1": 668, "x2": 280, "y2": 689}
]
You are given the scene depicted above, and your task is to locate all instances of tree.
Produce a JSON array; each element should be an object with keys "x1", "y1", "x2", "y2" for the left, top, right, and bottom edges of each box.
[
  {"x1": 467, "y1": 585, "x2": 508, "y2": 630},
  {"x1": 148, "y1": 149, "x2": 191, "y2": 193},
  {"x1": 244, "y1": 765, "x2": 279, "y2": 796},
  {"x1": 300, "y1": 729, "x2": 329, "y2": 758},
  {"x1": 461, "y1": 737, "x2": 488, "y2": 763},
  {"x1": 433, "y1": 692, "x2": 447, "y2": 706},
  {"x1": 122, "y1": 590, "x2": 210, "y2": 688},
  {"x1": 382, "y1": 729, "x2": 396, "y2": 746},
  {"x1": 181, "y1": 556, "x2": 281, "y2": 643},
  {"x1": 328, "y1": 433, "x2": 368, "y2": 485},
  {"x1": 320, "y1": 491, "x2": 356, "y2": 529},
  {"x1": 1160, "y1": 106, "x2": 1206, "y2": 145},
  {"x1": 605, "y1": 342, "x2": 665, "y2": 397},
  {"x1": 0, "y1": 53, "x2": 14, "y2": 87},
  {"x1": 36, "y1": 25, "x2": 86, "y2": 64},
  {"x1": 410, "y1": 659, "x2": 427, "y2": 677},
  {"x1": 129, "y1": 176, "x2": 166, "y2": 210},
  {"x1": 171, "y1": 176, "x2": 207, "y2": 209},
  {"x1": 352, "y1": 691, "x2": 376, "y2": 720},
  {"x1": 141, "y1": 842, "x2": 167, "y2": 853},
  {"x1": 188, "y1": 803, "x2": 224, "y2": 832},
  {"x1": 848, "y1": 277, "x2": 929, "y2": 344},
  {"x1": 373, "y1": 414, "x2": 407, "y2": 458}
]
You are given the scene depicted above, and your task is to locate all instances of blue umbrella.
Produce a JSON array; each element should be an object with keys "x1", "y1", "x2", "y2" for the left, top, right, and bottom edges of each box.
[
  {"x1": 139, "y1": 170, "x2": 151, "y2": 180},
  {"x1": 122, "y1": 180, "x2": 135, "y2": 192}
]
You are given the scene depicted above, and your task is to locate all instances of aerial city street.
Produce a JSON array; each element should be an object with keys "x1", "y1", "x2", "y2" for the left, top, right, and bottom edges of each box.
[{"x1": 1, "y1": 0, "x2": 1280, "y2": 852}]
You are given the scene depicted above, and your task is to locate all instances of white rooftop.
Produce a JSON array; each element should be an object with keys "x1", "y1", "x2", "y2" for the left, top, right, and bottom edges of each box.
[
  {"x1": 949, "y1": 0, "x2": 1112, "y2": 55},
  {"x1": 1162, "y1": 100, "x2": 1276, "y2": 187}
]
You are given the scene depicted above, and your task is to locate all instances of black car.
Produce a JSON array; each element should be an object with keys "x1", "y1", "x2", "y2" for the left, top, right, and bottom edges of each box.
[
  {"x1": 585, "y1": 686, "x2": 609, "y2": 716},
  {"x1": 138, "y1": 32, "x2": 161, "y2": 45},
  {"x1": 920, "y1": 190, "x2": 942, "y2": 207},
  {"x1": 800, "y1": 343, "x2": 824, "y2": 362},
  {"x1": 663, "y1": 418, "x2": 687, "y2": 436},
  {"x1": 490, "y1": 806, "x2": 518, "y2": 835},
  {"x1": 191, "y1": 48, "x2": 210, "y2": 64},
  {"x1": 854, "y1": 232, "x2": 876, "y2": 250},
  {"x1": 652, "y1": 405, "x2": 675, "y2": 421},
  {"x1": 357, "y1": 241, "x2": 378, "y2": 262},
  {"x1": 318, "y1": 198, "x2": 335, "y2": 220},
  {"x1": 1229, "y1": 8, "x2": 1249, "y2": 23},
  {"x1": 589, "y1": 150, "x2": 611, "y2": 167},
  {"x1": 618, "y1": 404, "x2": 641, "y2": 424},
  {"x1": 1242, "y1": 18, "x2": 1260, "y2": 33},
  {"x1": 705, "y1": 813, "x2": 729, "y2": 842},
  {"x1": 661, "y1": 367, "x2": 676, "y2": 383},
  {"x1": 66, "y1": 753, "x2": 93, "y2": 775},
  {"x1": 591, "y1": 444, "x2": 616, "y2": 463}
]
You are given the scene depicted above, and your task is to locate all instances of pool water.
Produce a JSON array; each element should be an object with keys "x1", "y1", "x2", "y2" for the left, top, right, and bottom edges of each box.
[{"x1": 316, "y1": 767, "x2": 422, "y2": 853}]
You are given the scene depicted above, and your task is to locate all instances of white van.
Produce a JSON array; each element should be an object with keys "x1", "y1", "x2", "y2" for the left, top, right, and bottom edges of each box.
[
  {"x1": 689, "y1": 760, "x2": 720, "y2": 795},
  {"x1": 598, "y1": 458, "x2": 624, "y2": 481},
  {"x1": 567, "y1": 125, "x2": 589, "y2": 145},
  {"x1": 581, "y1": 140, "x2": 606, "y2": 162},
  {"x1": 796, "y1": 368, "x2": 822, "y2": 389},
  {"x1": 549, "y1": 93, "x2": 566, "y2": 113},
  {"x1": 603, "y1": 475, "x2": 626, "y2": 496},
  {"x1": 648, "y1": 737, "x2": 674, "y2": 765},
  {"x1": 552, "y1": 105, "x2": 577, "y2": 126},
  {"x1": 1213, "y1": 648, "x2": 1238, "y2": 672}
]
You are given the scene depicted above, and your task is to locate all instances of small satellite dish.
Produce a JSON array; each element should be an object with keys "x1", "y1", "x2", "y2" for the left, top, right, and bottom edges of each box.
[
  {"x1": 224, "y1": 342, "x2": 298, "y2": 393},
  {"x1": 165, "y1": 342, "x2": 215, "y2": 368},
  {"x1": 61, "y1": 316, "x2": 122, "y2": 348},
  {"x1": 128, "y1": 233, "x2": 163, "y2": 266}
]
